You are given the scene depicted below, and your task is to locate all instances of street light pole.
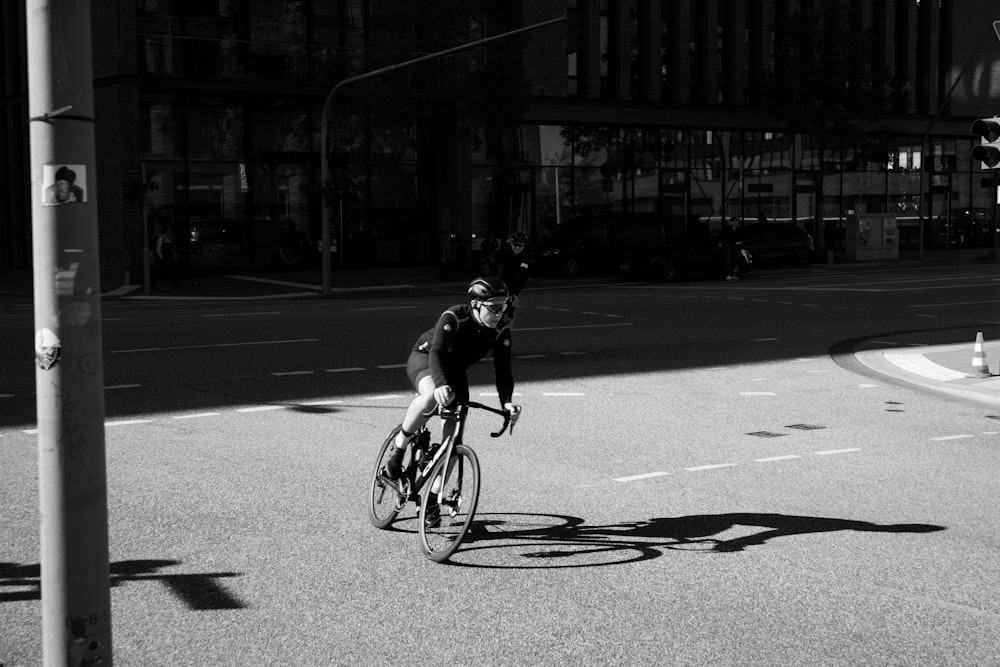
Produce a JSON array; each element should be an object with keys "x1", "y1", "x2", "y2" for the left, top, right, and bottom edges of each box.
[
  {"x1": 26, "y1": 0, "x2": 113, "y2": 664},
  {"x1": 319, "y1": 14, "x2": 566, "y2": 293}
]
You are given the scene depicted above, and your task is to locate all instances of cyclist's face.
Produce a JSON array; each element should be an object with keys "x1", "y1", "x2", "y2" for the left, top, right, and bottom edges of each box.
[{"x1": 476, "y1": 299, "x2": 506, "y2": 328}]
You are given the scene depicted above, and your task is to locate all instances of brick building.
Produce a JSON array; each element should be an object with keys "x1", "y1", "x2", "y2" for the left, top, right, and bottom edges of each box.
[{"x1": 2, "y1": 1, "x2": 999, "y2": 285}]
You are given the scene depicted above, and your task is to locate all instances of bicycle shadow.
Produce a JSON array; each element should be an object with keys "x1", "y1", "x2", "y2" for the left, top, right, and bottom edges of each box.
[{"x1": 447, "y1": 512, "x2": 946, "y2": 569}]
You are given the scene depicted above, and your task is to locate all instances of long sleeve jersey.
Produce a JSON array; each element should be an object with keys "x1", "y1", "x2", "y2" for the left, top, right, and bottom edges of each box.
[{"x1": 412, "y1": 304, "x2": 514, "y2": 405}]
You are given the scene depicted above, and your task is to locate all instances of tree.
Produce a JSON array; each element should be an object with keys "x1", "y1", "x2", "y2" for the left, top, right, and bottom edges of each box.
[{"x1": 748, "y1": 1, "x2": 906, "y2": 251}]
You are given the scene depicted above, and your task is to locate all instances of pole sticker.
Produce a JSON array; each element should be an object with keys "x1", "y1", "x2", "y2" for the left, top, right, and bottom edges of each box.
[
  {"x1": 35, "y1": 328, "x2": 62, "y2": 370},
  {"x1": 42, "y1": 164, "x2": 88, "y2": 206}
]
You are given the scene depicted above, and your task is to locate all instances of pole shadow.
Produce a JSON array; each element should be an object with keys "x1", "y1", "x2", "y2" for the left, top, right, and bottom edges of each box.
[{"x1": 0, "y1": 559, "x2": 245, "y2": 610}]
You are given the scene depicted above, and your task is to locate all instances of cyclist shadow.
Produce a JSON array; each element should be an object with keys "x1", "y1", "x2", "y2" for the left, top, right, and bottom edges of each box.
[{"x1": 453, "y1": 512, "x2": 945, "y2": 569}]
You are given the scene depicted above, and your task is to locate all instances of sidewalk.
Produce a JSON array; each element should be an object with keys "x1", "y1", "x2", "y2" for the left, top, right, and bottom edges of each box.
[
  {"x1": 0, "y1": 264, "x2": 453, "y2": 301},
  {"x1": 853, "y1": 340, "x2": 1000, "y2": 408}
]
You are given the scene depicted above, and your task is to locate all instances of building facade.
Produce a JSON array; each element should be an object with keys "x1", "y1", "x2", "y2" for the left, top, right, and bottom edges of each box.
[{"x1": 1, "y1": 0, "x2": 998, "y2": 283}]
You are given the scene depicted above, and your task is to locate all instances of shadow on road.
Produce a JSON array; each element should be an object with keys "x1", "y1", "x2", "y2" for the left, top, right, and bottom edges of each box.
[
  {"x1": 0, "y1": 559, "x2": 245, "y2": 610},
  {"x1": 441, "y1": 512, "x2": 945, "y2": 569}
]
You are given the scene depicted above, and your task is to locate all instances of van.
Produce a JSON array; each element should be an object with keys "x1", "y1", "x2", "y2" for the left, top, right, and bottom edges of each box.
[{"x1": 535, "y1": 213, "x2": 668, "y2": 277}]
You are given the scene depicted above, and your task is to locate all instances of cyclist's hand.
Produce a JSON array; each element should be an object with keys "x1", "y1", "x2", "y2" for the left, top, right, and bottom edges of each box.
[{"x1": 434, "y1": 385, "x2": 454, "y2": 406}]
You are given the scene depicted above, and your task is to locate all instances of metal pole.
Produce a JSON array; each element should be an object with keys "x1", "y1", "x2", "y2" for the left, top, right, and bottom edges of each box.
[
  {"x1": 319, "y1": 14, "x2": 566, "y2": 293},
  {"x1": 26, "y1": 1, "x2": 113, "y2": 664},
  {"x1": 141, "y1": 163, "x2": 151, "y2": 295}
]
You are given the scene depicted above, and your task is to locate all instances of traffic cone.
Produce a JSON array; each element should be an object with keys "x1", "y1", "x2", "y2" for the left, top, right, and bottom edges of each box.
[{"x1": 972, "y1": 331, "x2": 991, "y2": 377}]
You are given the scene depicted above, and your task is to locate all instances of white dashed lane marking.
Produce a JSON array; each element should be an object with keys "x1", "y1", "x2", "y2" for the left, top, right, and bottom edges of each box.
[
  {"x1": 614, "y1": 471, "x2": 671, "y2": 483},
  {"x1": 930, "y1": 434, "x2": 974, "y2": 442}
]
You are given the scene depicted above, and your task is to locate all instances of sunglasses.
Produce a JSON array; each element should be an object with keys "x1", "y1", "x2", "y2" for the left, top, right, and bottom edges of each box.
[
  {"x1": 480, "y1": 300, "x2": 508, "y2": 315},
  {"x1": 510, "y1": 243, "x2": 525, "y2": 250}
]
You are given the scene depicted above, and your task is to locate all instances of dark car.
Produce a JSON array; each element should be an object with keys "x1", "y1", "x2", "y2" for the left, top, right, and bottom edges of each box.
[
  {"x1": 535, "y1": 213, "x2": 668, "y2": 277},
  {"x1": 737, "y1": 222, "x2": 814, "y2": 266},
  {"x1": 621, "y1": 235, "x2": 752, "y2": 282}
]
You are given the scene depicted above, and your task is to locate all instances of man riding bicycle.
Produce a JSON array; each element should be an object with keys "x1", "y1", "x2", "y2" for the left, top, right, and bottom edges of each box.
[{"x1": 384, "y1": 276, "x2": 517, "y2": 483}]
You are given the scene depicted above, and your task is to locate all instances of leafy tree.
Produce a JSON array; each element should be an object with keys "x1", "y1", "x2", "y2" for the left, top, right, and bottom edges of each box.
[{"x1": 748, "y1": 1, "x2": 907, "y2": 250}]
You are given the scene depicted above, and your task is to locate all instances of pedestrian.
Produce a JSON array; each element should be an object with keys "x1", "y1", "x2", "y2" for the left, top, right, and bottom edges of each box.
[
  {"x1": 720, "y1": 217, "x2": 741, "y2": 280},
  {"x1": 153, "y1": 222, "x2": 179, "y2": 291}
]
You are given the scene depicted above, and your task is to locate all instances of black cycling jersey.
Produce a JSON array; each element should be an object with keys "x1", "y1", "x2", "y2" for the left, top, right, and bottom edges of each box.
[
  {"x1": 496, "y1": 244, "x2": 529, "y2": 296},
  {"x1": 411, "y1": 304, "x2": 514, "y2": 405}
]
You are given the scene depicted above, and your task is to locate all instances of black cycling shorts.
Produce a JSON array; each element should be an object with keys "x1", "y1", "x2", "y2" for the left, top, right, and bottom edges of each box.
[{"x1": 405, "y1": 351, "x2": 470, "y2": 404}]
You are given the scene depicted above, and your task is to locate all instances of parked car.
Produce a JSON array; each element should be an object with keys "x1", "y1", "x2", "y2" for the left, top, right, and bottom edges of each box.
[
  {"x1": 535, "y1": 213, "x2": 668, "y2": 277},
  {"x1": 737, "y1": 222, "x2": 814, "y2": 266},
  {"x1": 621, "y1": 235, "x2": 752, "y2": 282}
]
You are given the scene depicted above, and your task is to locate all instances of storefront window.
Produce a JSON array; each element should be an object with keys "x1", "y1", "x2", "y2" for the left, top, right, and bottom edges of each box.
[{"x1": 187, "y1": 105, "x2": 244, "y2": 160}]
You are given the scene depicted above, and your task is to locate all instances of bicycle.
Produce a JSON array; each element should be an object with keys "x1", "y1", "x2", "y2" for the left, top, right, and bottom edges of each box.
[{"x1": 368, "y1": 401, "x2": 521, "y2": 563}]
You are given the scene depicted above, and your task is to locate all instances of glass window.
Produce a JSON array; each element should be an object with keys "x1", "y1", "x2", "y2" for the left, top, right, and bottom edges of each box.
[{"x1": 187, "y1": 105, "x2": 244, "y2": 160}]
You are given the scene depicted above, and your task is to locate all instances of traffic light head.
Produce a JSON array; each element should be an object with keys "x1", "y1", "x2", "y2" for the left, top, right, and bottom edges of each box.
[{"x1": 971, "y1": 117, "x2": 1000, "y2": 168}]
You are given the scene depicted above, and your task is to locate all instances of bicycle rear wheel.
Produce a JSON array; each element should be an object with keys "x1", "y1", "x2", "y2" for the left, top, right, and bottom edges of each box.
[
  {"x1": 368, "y1": 427, "x2": 404, "y2": 529},
  {"x1": 418, "y1": 444, "x2": 480, "y2": 563}
]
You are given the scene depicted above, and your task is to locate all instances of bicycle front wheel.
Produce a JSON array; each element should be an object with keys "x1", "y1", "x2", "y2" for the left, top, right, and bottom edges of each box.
[
  {"x1": 418, "y1": 444, "x2": 481, "y2": 563},
  {"x1": 368, "y1": 426, "x2": 404, "y2": 529}
]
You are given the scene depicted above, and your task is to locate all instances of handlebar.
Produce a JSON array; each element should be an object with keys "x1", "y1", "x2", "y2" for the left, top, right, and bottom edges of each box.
[{"x1": 431, "y1": 400, "x2": 522, "y2": 437}]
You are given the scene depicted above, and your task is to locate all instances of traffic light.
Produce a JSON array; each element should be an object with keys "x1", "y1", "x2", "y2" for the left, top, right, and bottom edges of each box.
[{"x1": 971, "y1": 117, "x2": 1000, "y2": 168}]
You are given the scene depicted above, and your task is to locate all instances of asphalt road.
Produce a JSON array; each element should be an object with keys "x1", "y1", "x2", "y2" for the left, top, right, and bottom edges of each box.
[{"x1": 2, "y1": 263, "x2": 999, "y2": 665}]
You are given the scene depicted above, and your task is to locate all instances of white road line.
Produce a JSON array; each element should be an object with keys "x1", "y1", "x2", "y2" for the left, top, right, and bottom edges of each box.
[
  {"x1": 350, "y1": 306, "x2": 418, "y2": 311},
  {"x1": 517, "y1": 354, "x2": 547, "y2": 359},
  {"x1": 202, "y1": 312, "x2": 281, "y2": 317},
  {"x1": 559, "y1": 351, "x2": 587, "y2": 355},
  {"x1": 106, "y1": 419, "x2": 153, "y2": 427},
  {"x1": 857, "y1": 383, "x2": 879, "y2": 388},
  {"x1": 301, "y1": 399, "x2": 344, "y2": 406},
  {"x1": 376, "y1": 364, "x2": 407, "y2": 369},
  {"x1": 516, "y1": 323, "x2": 634, "y2": 332},
  {"x1": 615, "y1": 471, "x2": 670, "y2": 482},
  {"x1": 930, "y1": 434, "x2": 974, "y2": 442},
  {"x1": 105, "y1": 384, "x2": 141, "y2": 390},
  {"x1": 883, "y1": 352, "x2": 968, "y2": 382},
  {"x1": 741, "y1": 392, "x2": 776, "y2": 396},
  {"x1": 755, "y1": 455, "x2": 802, "y2": 462},
  {"x1": 753, "y1": 337, "x2": 779, "y2": 341},
  {"x1": 237, "y1": 406, "x2": 287, "y2": 413},
  {"x1": 790, "y1": 358, "x2": 817, "y2": 363},
  {"x1": 915, "y1": 314, "x2": 937, "y2": 318},
  {"x1": 326, "y1": 367, "x2": 365, "y2": 373},
  {"x1": 0, "y1": 394, "x2": 13, "y2": 398},
  {"x1": 685, "y1": 463, "x2": 738, "y2": 471},
  {"x1": 174, "y1": 413, "x2": 221, "y2": 420},
  {"x1": 273, "y1": 371, "x2": 314, "y2": 376},
  {"x1": 112, "y1": 338, "x2": 318, "y2": 353},
  {"x1": 814, "y1": 448, "x2": 860, "y2": 455},
  {"x1": 365, "y1": 394, "x2": 406, "y2": 400}
]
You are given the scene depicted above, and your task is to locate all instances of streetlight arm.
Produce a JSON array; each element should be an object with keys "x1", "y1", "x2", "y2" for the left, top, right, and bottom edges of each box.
[{"x1": 319, "y1": 14, "x2": 566, "y2": 293}]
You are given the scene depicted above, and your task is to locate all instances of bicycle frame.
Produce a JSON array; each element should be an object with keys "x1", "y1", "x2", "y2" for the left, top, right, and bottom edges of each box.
[
  {"x1": 413, "y1": 402, "x2": 512, "y2": 490},
  {"x1": 398, "y1": 401, "x2": 517, "y2": 503}
]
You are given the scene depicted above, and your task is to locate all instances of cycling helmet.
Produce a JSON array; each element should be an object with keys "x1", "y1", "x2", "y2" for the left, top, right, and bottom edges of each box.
[
  {"x1": 467, "y1": 276, "x2": 509, "y2": 302},
  {"x1": 509, "y1": 231, "x2": 528, "y2": 245}
]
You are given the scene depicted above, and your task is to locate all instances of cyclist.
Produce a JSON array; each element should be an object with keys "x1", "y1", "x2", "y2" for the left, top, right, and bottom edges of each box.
[
  {"x1": 495, "y1": 231, "x2": 530, "y2": 325},
  {"x1": 384, "y1": 276, "x2": 517, "y2": 486}
]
